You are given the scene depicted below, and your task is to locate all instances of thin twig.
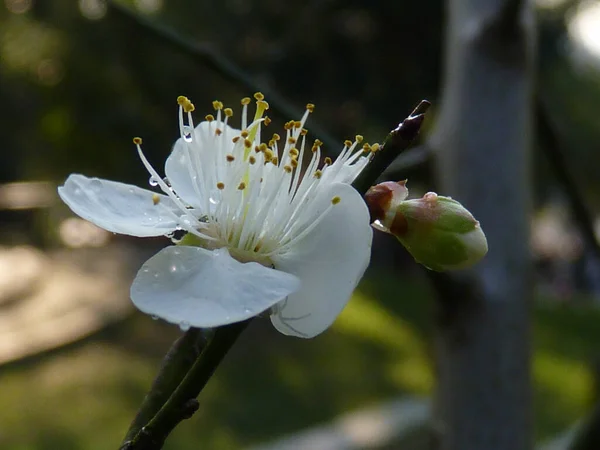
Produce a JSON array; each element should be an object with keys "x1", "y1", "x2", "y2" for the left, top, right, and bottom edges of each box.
[
  {"x1": 121, "y1": 328, "x2": 207, "y2": 445},
  {"x1": 105, "y1": 0, "x2": 341, "y2": 152},
  {"x1": 121, "y1": 320, "x2": 250, "y2": 450},
  {"x1": 352, "y1": 100, "x2": 431, "y2": 195}
]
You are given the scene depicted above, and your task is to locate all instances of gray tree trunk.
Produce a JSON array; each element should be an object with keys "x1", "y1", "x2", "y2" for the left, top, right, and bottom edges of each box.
[{"x1": 428, "y1": 1, "x2": 534, "y2": 449}]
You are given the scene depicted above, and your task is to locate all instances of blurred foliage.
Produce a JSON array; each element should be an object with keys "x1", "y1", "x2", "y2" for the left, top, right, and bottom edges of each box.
[
  {"x1": 0, "y1": 0, "x2": 442, "y2": 186},
  {"x1": 0, "y1": 270, "x2": 598, "y2": 448}
]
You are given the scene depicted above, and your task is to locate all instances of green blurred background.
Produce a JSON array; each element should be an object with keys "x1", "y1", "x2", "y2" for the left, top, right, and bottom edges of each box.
[{"x1": 2, "y1": 0, "x2": 600, "y2": 448}]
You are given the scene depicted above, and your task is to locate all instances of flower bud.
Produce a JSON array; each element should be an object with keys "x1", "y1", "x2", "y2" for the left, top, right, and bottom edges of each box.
[{"x1": 365, "y1": 184, "x2": 488, "y2": 271}]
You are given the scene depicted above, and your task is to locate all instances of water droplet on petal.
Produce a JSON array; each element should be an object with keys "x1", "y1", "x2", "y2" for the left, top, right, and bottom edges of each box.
[
  {"x1": 151, "y1": 315, "x2": 159, "y2": 321},
  {"x1": 149, "y1": 176, "x2": 158, "y2": 187},
  {"x1": 179, "y1": 321, "x2": 191, "y2": 331},
  {"x1": 244, "y1": 308, "x2": 252, "y2": 315},
  {"x1": 142, "y1": 268, "x2": 149, "y2": 273},
  {"x1": 90, "y1": 179, "x2": 102, "y2": 192},
  {"x1": 170, "y1": 264, "x2": 177, "y2": 273}
]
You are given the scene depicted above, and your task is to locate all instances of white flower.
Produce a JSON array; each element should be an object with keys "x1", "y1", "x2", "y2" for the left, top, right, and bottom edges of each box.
[{"x1": 58, "y1": 94, "x2": 374, "y2": 338}]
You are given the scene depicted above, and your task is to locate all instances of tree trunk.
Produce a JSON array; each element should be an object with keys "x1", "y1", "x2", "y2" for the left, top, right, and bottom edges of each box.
[{"x1": 428, "y1": 1, "x2": 534, "y2": 449}]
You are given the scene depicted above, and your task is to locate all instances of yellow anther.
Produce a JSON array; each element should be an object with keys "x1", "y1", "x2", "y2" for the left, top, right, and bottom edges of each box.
[
  {"x1": 331, "y1": 196, "x2": 341, "y2": 205},
  {"x1": 344, "y1": 139, "x2": 353, "y2": 147},
  {"x1": 356, "y1": 135, "x2": 364, "y2": 143},
  {"x1": 314, "y1": 169, "x2": 322, "y2": 179},
  {"x1": 241, "y1": 130, "x2": 249, "y2": 138},
  {"x1": 324, "y1": 157, "x2": 332, "y2": 165},
  {"x1": 293, "y1": 121, "x2": 302, "y2": 129},
  {"x1": 217, "y1": 182, "x2": 225, "y2": 190},
  {"x1": 133, "y1": 137, "x2": 143, "y2": 145},
  {"x1": 314, "y1": 139, "x2": 323, "y2": 146},
  {"x1": 152, "y1": 193, "x2": 160, "y2": 205},
  {"x1": 241, "y1": 97, "x2": 251, "y2": 105},
  {"x1": 272, "y1": 133, "x2": 281, "y2": 141},
  {"x1": 226, "y1": 154, "x2": 235, "y2": 162},
  {"x1": 237, "y1": 181, "x2": 246, "y2": 190},
  {"x1": 264, "y1": 149, "x2": 274, "y2": 162},
  {"x1": 249, "y1": 155, "x2": 257, "y2": 164},
  {"x1": 288, "y1": 137, "x2": 297, "y2": 144},
  {"x1": 264, "y1": 116, "x2": 272, "y2": 126},
  {"x1": 257, "y1": 100, "x2": 269, "y2": 111},
  {"x1": 215, "y1": 128, "x2": 223, "y2": 136},
  {"x1": 306, "y1": 103, "x2": 315, "y2": 113},
  {"x1": 272, "y1": 157, "x2": 279, "y2": 165},
  {"x1": 300, "y1": 128, "x2": 308, "y2": 136},
  {"x1": 284, "y1": 121, "x2": 294, "y2": 130},
  {"x1": 258, "y1": 143, "x2": 268, "y2": 152},
  {"x1": 212, "y1": 100, "x2": 224, "y2": 110},
  {"x1": 268, "y1": 140, "x2": 275, "y2": 147},
  {"x1": 363, "y1": 143, "x2": 371, "y2": 151},
  {"x1": 290, "y1": 158, "x2": 298, "y2": 168},
  {"x1": 244, "y1": 138, "x2": 252, "y2": 148},
  {"x1": 205, "y1": 114, "x2": 215, "y2": 122},
  {"x1": 371, "y1": 143, "x2": 381, "y2": 152},
  {"x1": 232, "y1": 136, "x2": 241, "y2": 143},
  {"x1": 254, "y1": 92, "x2": 265, "y2": 101},
  {"x1": 289, "y1": 148, "x2": 299, "y2": 157},
  {"x1": 176, "y1": 96, "x2": 195, "y2": 113},
  {"x1": 283, "y1": 165, "x2": 292, "y2": 173},
  {"x1": 224, "y1": 108, "x2": 233, "y2": 117}
]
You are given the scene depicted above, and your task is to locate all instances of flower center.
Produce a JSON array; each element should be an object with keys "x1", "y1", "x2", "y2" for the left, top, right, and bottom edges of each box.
[{"x1": 133, "y1": 93, "x2": 379, "y2": 264}]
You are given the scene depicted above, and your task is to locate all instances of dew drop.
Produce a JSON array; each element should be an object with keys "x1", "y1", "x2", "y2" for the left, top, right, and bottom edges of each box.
[
  {"x1": 149, "y1": 176, "x2": 158, "y2": 187},
  {"x1": 170, "y1": 264, "x2": 178, "y2": 273},
  {"x1": 90, "y1": 179, "x2": 102, "y2": 192},
  {"x1": 179, "y1": 321, "x2": 191, "y2": 331},
  {"x1": 244, "y1": 308, "x2": 252, "y2": 315},
  {"x1": 151, "y1": 315, "x2": 159, "y2": 321},
  {"x1": 142, "y1": 268, "x2": 150, "y2": 273},
  {"x1": 182, "y1": 126, "x2": 193, "y2": 143}
]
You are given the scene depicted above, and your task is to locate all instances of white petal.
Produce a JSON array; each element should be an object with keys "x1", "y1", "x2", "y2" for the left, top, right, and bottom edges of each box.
[
  {"x1": 270, "y1": 183, "x2": 372, "y2": 338},
  {"x1": 130, "y1": 246, "x2": 301, "y2": 328},
  {"x1": 165, "y1": 121, "x2": 239, "y2": 209},
  {"x1": 58, "y1": 174, "x2": 180, "y2": 237}
]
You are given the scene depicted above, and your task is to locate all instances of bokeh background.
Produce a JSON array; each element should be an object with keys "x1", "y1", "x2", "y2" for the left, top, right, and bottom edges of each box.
[{"x1": 1, "y1": 0, "x2": 600, "y2": 449}]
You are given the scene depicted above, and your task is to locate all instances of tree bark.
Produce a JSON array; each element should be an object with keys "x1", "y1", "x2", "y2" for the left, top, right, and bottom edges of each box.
[{"x1": 428, "y1": 1, "x2": 534, "y2": 449}]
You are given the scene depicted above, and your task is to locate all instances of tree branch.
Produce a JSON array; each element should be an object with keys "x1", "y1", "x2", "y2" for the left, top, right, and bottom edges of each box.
[
  {"x1": 121, "y1": 320, "x2": 250, "y2": 450},
  {"x1": 352, "y1": 100, "x2": 430, "y2": 195},
  {"x1": 121, "y1": 328, "x2": 208, "y2": 444}
]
